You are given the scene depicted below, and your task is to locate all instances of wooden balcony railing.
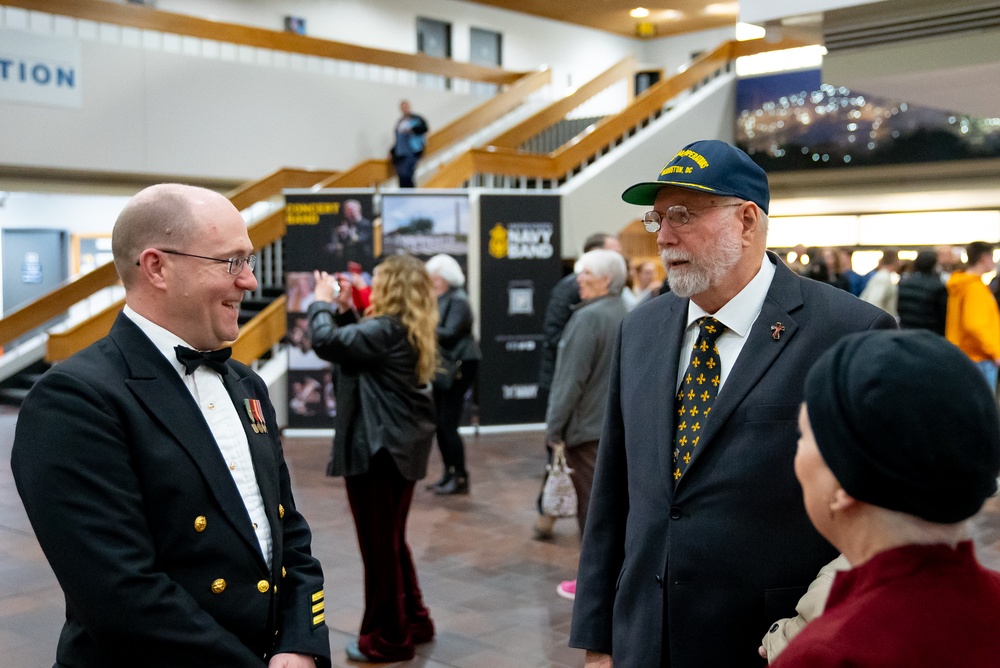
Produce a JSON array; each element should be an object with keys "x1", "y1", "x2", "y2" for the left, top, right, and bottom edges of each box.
[
  {"x1": 423, "y1": 37, "x2": 811, "y2": 188},
  {"x1": 3, "y1": 0, "x2": 527, "y2": 84},
  {"x1": 314, "y1": 67, "x2": 553, "y2": 189}
]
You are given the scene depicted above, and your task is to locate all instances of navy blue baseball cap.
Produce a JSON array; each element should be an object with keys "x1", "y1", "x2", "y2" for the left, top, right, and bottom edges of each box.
[{"x1": 621, "y1": 140, "x2": 770, "y2": 214}]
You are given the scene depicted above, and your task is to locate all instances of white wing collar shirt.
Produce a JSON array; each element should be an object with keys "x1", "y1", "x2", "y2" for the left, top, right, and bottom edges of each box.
[
  {"x1": 676, "y1": 254, "x2": 776, "y2": 393},
  {"x1": 123, "y1": 305, "x2": 273, "y2": 568}
]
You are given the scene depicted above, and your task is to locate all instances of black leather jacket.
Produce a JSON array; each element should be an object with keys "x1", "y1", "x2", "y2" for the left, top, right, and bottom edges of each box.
[
  {"x1": 307, "y1": 302, "x2": 435, "y2": 480},
  {"x1": 437, "y1": 287, "x2": 481, "y2": 363}
]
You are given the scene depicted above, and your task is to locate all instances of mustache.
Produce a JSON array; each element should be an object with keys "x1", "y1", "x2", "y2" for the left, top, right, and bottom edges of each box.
[{"x1": 660, "y1": 249, "x2": 692, "y2": 263}]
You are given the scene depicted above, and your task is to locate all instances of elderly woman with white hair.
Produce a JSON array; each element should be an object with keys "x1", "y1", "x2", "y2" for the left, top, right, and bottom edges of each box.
[
  {"x1": 547, "y1": 248, "x2": 629, "y2": 600},
  {"x1": 424, "y1": 254, "x2": 481, "y2": 495}
]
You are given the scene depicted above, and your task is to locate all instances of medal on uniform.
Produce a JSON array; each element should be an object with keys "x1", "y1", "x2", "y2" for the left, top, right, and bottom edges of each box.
[{"x1": 244, "y1": 398, "x2": 268, "y2": 434}]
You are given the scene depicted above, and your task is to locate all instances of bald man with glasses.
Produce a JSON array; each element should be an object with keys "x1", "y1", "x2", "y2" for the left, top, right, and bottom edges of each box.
[
  {"x1": 568, "y1": 141, "x2": 896, "y2": 668},
  {"x1": 12, "y1": 184, "x2": 331, "y2": 668}
]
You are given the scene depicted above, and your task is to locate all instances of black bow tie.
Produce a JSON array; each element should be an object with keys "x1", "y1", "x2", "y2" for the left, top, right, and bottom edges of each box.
[{"x1": 175, "y1": 345, "x2": 232, "y2": 376}]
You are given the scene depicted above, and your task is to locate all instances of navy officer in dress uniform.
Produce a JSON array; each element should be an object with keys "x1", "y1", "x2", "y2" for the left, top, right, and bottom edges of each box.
[{"x1": 11, "y1": 184, "x2": 331, "y2": 667}]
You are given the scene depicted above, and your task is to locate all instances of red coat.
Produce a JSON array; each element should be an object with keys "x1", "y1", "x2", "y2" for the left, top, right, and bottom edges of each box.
[{"x1": 773, "y1": 541, "x2": 1000, "y2": 667}]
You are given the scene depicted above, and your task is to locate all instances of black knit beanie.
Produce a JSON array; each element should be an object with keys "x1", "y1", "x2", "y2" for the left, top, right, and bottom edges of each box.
[{"x1": 804, "y1": 329, "x2": 1000, "y2": 523}]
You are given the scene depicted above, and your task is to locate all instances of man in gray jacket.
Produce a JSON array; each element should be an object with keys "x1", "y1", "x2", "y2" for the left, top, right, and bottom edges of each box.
[{"x1": 546, "y1": 249, "x2": 628, "y2": 599}]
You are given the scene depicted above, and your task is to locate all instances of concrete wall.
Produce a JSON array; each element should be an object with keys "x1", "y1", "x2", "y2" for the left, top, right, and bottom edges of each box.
[
  {"x1": 1, "y1": 2, "x2": 731, "y2": 184},
  {"x1": 0, "y1": 21, "x2": 487, "y2": 181}
]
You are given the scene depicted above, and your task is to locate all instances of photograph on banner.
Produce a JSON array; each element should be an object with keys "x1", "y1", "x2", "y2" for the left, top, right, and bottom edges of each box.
[
  {"x1": 478, "y1": 194, "x2": 563, "y2": 426},
  {"x1": 284, "y1": 192, "x2": 379, "y2": 274},
  {"x1": 288, "y1": 369, "x2": 336, "y2": 429},
  {"x1": 284, "y1": 191, "x2": 377, "y2": 429},
  {"x1": 382, "y1": 192, "x2": 475, "y2": 425},
  {"x1": 380, "y1": 193, "x2": 470, "y2": 266},
  {"x1": 286, "y1": 303, "x2": 328, "y2": 370}
]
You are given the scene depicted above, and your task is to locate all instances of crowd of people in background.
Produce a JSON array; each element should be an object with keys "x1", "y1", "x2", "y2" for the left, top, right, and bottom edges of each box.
[
  {"x1": 785, "y1": 241, "x2": 1000, "y2": 391},
  {"x1": 12, "y1": 142, "x2": 1000, "y2": 668}
]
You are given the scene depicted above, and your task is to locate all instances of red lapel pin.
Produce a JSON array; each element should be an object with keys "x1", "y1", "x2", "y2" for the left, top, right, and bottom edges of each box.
[{"x1": 770, "y1": 322, "x2": 785, "y2": 340}]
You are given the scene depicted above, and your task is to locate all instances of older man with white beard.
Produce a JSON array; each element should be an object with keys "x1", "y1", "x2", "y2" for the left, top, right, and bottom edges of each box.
[{"x1": 567, "y1": 140, "x2": 897, "y2": 668}]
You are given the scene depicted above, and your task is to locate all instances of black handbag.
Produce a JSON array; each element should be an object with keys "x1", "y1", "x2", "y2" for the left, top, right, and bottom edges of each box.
[{"x1": 433, "y1": 355, "x2": 462, "y2": 391}]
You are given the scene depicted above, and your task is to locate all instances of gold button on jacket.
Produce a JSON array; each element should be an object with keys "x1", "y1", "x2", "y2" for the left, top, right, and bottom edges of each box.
[
  {"x1": 257, "y1": 580, "x2": 270, "y2": 593},
  {"x1": 278, "y1": 504, "x2": 285, "y2": 519},
  {"x1": 193, "y1": 516, "x2": 207, "y2": 532},
  {"x1": 211, "y1": 579, "x2": 226, "y2": 594}
]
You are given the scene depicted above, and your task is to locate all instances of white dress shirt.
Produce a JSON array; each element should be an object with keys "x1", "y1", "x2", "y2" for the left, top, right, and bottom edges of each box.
[
  {"x1": 676, "y1": 254, "x2": 776, "y2": 394},
  {"x1": 123, "y1": 305, "x2": 273, "y2": 568}
]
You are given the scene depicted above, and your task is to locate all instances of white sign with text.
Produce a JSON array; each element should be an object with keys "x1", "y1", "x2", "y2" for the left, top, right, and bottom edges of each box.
[{"x1": 0, "y1": 29, "x2": 82, "y2": 108}]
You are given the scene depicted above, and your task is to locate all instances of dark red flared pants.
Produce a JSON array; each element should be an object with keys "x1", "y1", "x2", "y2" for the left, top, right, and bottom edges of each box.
[{"x1": 345, "y1": 449, "x2": 434, "y2": 661}]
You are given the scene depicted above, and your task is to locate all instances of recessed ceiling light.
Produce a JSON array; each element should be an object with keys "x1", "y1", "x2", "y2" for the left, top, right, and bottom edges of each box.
[
  {"x1": 630, "y1": 7, "x2": 650, "y2": 18},
  {"x1": 656, "y1": 9, "x2": 683, "y2": 21},
  {"x1": 704, "y1": 2, "x2": 739, "y2": 16}
]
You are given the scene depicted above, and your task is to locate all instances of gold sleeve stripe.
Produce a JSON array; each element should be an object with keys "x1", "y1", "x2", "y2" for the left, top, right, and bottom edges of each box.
[
  {"x1": 313, "y1": 613, "x2": 325, "y2": 626},
  {"x1": 311, "y1": 590, "x2": 324, "y2": 602},
  {"x1": 312, "y1": 602, "x2": 325, "y2": 613}
]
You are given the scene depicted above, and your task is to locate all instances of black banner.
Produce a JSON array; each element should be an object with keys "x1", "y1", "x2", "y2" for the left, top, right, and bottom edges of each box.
[
  {"x1": 284, "y1": 191, "x2": 377, "y2": 429},
  {"x1": 478, "y1": 194, "x2": 562, "y2": 425}
]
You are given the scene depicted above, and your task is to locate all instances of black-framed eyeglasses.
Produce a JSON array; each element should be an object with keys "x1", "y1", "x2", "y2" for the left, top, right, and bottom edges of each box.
[
  {"x1": 642, "y1": 203, "x2": 743, "y2": 233},
  {"x1": 137, "y1": 249, "x2": 256, "y2": 275}
]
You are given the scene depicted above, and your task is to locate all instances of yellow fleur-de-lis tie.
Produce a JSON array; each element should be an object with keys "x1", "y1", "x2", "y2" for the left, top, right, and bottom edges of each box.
[{"x1": 672, "y1": 317, "x2": 726, "y2": 485}]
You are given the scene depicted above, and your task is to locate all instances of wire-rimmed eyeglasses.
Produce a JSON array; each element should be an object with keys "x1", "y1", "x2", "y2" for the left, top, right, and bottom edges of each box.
[
  {"x1": 642, "y1": 203, "x2": 743, "y2": 233},
  {"x1": 137, "y1": 249, "x2": 257, "y2": 275}
]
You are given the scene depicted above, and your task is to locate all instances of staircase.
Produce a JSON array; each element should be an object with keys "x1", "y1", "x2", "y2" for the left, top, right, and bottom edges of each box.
[
  {"x1": 0, "y1": 360, "x2": 50, "y2": 406},
  {"x1": 518, "y1": 116, "x2": 606, "y2": 154}
]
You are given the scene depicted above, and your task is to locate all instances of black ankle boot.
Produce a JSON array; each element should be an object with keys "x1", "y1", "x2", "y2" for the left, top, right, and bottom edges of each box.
[
  {"x1": 426, "y1": 468, "x2": 453, "y2": 491},
  {"x1": 434, "y1": 472, "x2": 469, "y2": 495}
]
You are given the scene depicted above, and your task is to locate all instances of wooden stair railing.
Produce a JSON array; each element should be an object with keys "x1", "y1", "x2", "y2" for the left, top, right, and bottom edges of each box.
[
  {"x1": 41, "y1": 170, "x2": 305, "y2": 362},
  {"x1": 0, "y1": 0, "x2": 552, "y2": 363},
  {"x1": 228, "y1": 168, "x2": 339, "y2": 212},
  {"x1": 487, "y1": 57, "x2": 636, "y2": 151},
  {"x1": 315, "y1": 67, "x2": 553, "y2": 189},
  {"x1": 46, "y1": 293, "x2": 288, "y2": 365},
  {"x1": 45, "y1": 298, "x2": 122, "y2": 363},
  {"x1": 1, "y1": 64, "x2": 553, "y2": 355},
  {"x1": 0, "y1": 262, "x2": 120, "y2": 350},
  {"x1": 231, "y1": 296, "x2": 288, "y2": 366},
  {"x1": 3, "y1": 0, "x2": 528, "y2": 85},
  {"x1": 0, "y1": 166, "x2": 332, "y2": 354},
  {"x1": 423, "y1": 68, "x2": 554, "y2": 156},
  {"x1": 423, "y1": 37, "x2": 811, "y2": 188}
]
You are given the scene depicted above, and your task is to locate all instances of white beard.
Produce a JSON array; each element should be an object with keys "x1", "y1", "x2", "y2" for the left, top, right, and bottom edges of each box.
[{"x1": 661, "y1": 228, "x2": 743, "y2": 298}]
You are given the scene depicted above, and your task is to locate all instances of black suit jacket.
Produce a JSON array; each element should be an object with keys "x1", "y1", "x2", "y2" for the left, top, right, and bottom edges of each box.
[
  {"x1": 437, "y1": 287, "x2": 481, "y2": 362},
  {"x1": 11, "y1": 313, "x2": 331, "y2": 668},
  {"x1": 569, "y1": 253, "x2": 897, "y2": 667},
  {"x1": 538, "y1": 272, "x2": 582, "y2": 392}
]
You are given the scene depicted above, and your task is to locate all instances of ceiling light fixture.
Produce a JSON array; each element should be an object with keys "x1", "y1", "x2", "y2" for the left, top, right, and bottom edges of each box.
[
  {"x1": 703, "y1": 2, "x2": 739, "y2": 16},
  {"x1": 630, "y1": 7, "x2": 649, "y2": 18}
]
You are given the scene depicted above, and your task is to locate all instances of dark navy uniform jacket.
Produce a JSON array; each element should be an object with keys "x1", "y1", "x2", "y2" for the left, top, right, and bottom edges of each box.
[{"x1": 12, "y1": 313, "x2": 331, "y2": 667}]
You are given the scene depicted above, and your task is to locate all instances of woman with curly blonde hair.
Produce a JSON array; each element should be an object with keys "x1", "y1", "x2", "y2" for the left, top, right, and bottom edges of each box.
[{"x1": 307, "y1": 253, "x2": 438, "y2": 663}]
